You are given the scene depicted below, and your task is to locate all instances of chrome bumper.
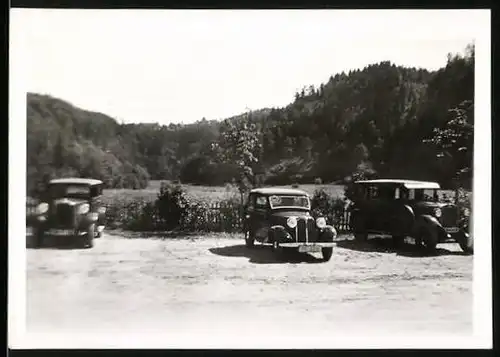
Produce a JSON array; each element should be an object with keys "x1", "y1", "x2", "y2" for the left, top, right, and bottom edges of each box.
[
  {"x1": 46, "y1": 229, "x2": 86, "y2": 236},
  {"x1": 279, "y1": 242, "x2": 336, "y2": 248}
]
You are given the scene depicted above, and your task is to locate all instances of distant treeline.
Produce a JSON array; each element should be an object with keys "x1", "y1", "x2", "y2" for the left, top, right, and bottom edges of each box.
[{"x1": 27, "y1": 44, "x2": 474, "y2": 195}]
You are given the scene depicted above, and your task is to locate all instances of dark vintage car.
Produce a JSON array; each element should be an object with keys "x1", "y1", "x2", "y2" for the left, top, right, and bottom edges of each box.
[
  {"x1": 242, "y1": 187, "x2": 337, "y2": 261},
  {"x1": 348, "y1": 179, "x2": 473, "y2": 254},
  {"x1": 28, "y1": 178, "x2": 107, "y2": 248}
]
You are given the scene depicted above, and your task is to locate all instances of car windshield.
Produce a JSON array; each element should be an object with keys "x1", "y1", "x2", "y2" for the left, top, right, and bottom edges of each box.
[
  {"x1": 49, "y1": 184, "x2": 91, "y2": 198},
  {"x1": 269, "y1": 195, "x2": 310, "y2": 209}
]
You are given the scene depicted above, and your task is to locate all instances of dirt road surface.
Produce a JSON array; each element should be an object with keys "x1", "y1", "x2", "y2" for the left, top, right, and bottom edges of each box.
[{"x1": 27, "y1": 233, "x2": 473, "y2": 347}]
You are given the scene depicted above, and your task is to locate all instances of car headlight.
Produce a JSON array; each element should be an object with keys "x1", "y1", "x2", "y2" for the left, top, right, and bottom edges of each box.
[
  {"x1": 434, "y1": 208, "x2": 442, "y2": 218},
  {"x1": 463, "y1": 208, "x2": 470, "y2": 217},
  {"x1": 287, "y1": 216, "x2": 297, "y2": 228},
  {"x1": 316, "y1": 217, "x2": 327, "y2": 229},
  {"x1": 77, "y1": 203, "x2": 90, "y2": 215},
  {"x1": 36, "y1": 202, "x2": 49, "y2": 215},
  {"x1": 97, "y1": 206, "x2": 106, "y2": 214},
  {"x1": 88, "y1": 212, "x2": 99, "y2": 221}
]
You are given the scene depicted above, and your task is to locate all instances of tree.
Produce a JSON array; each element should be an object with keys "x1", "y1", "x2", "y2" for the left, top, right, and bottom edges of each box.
[
  {"x1": 425, "y1": 99, "x2": 474, "y2": 192},
  {"x1": 216, "y1": 115, "x2": 262, "y2": 204}
]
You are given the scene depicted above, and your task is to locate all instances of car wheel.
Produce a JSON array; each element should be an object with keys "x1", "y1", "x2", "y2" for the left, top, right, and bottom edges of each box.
[
  {"x1": 244, "y1": 230, "x2": 255, "y2": 248},
  {"x1": 419, "y1": 227, "x2": 438, "y2": 254},
  {"x1": 272, "y1": 241, "x2": 287, "y2": 261},
  {"x1": 456, "y1": 231, "x2": 473, "y2": 255},
  {"x1": 392, "y1": 235, "x2": 405, "y2": 248},
  {"x1": 321, "y1": 247, "x2": 333, "y2": 262},
  {"x1": 84, "y1": 224, "x2": 95, "y2": 248},
  {"x1": 354, "y1": 232, "x2": 368, "y2": 241},
  {"x1": 414, "y1": 236, "x2": 423, "y2": 247},
  {"x1": 34, "y1": 227, "x2": 45, "y2": 248}
]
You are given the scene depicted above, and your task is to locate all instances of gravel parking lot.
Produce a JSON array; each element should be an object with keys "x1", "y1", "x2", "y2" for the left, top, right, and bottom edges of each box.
[{"x1": 26, "y1": 232, "x2": 473, "y2": 347}]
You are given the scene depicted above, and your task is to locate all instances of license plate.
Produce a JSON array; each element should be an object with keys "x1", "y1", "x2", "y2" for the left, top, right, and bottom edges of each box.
[
  {"x1": 445, "y1": 227, "x2": 459, "y2": 234},
  {"x1": 298, "y1": 245, "x2": 321, "y2": 253},
  {"x1": 49, "y1": 229, "x2": 74, "y2": 236}
]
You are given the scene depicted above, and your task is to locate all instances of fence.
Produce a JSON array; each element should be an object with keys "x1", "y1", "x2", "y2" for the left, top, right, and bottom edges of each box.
[
  {"x1": 25, "y1": 198, "x2": 352, "y2": 233},
  {"x1": 203, "y1": 202, "x2": 352, "y2": 233}
]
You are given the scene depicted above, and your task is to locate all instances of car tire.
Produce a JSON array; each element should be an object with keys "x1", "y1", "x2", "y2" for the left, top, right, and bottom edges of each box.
[
  {"x1": 84, "y1": 224, "x2": 95, "y2": 249},
  {"x1": 456, "y1": 231, "x2": 473, "y2": 255},
  {"x1": 354, "y1": 232, "x2": 368, "y2": 242},
  {"x1": 392, "y1": 235, "x2": 405, "y2": 248},
  {"x1": 419, "y1": 227, "x2": 438, "y2": 254},
  {"x1": 321, "y1": 247, "x2": 333, "y2": 262},
  {"x1": 34, "y1": 227, "x2": 45, "y2": 248},
  {"x1": 244, "y1": 230, "x2": 255, "y2": 248},
  {"x1": 272, "y1": 241, "x2": 287, "y2": 261}
]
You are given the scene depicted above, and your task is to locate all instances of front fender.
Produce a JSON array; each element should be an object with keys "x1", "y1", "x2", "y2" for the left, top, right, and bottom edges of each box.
[
  {"x1": 413, "y1": 214, "x2": 446, "y2": 240},
  {"x1": 79, "y1": 212, "x2": 99, "y2": 229},
  {"x1": 319, "y1": 225, "x2": 337, "y2": 242},
  {"x1": 269, "y1": 225, "x2": 293, "y2": 243},
  {"x1": 29, "y1": 214, "x2": 47, "y2": 229}
]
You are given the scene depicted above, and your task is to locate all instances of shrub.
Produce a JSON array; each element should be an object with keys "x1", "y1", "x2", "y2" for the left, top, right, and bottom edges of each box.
[
  {"x1": 343, "y1": 166, "x2": 377, "y2": 202},
  {"x1": 155, "y1": 182, "x2": 189, "y2": 230},
  {"x1": 314, "y1": 177, "x2": 323, "y2": 185},
  {"x1": 311, "y1": 188, "x2": 347, "y2": 227}
]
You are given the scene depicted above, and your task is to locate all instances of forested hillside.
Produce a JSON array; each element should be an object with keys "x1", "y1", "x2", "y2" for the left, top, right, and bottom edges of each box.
[{"x1": 26, "y1": 44, "x2": 474, "y2": 195}]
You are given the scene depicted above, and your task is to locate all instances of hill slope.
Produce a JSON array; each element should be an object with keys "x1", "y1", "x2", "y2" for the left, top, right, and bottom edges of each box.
[{"x1": 26, "y1": 44, "x2": 474, "y2": 194}]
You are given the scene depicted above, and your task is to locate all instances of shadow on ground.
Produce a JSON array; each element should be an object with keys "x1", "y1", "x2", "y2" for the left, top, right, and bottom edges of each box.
[
  {"x1": 26, "y1": 234, "x2": 92, "y2": 250},
  {"x1": 335, "y1": 236, "x2": 468, "y2": 257},
  {"x1": 209, "y1": 244, "x2": 325, "y2": 264}
]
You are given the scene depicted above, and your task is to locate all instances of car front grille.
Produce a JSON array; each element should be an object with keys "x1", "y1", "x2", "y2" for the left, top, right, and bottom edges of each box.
[
  {"x1": 55, "y1": 204, "x2": 75, "y2": 227},
  {"x1": 440, "y1": 206, "x2": 458, "y2": 227},
  {"x1": 295, "y1": 217, "x2": 317, "y2": 243}
]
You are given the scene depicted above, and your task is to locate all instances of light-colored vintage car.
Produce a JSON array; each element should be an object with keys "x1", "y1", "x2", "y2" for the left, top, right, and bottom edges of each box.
[
  {"x1": 242, "y1": 187, "x2": 337, "y2": 262},
  {"x1": 28, "y1": 178, "x2": 106, "y2": 248}
]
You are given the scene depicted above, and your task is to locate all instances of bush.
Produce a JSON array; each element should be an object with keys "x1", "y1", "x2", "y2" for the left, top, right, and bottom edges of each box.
[
  {"x1": 314, "y1": 177, "x2": 323, "y2": 185},
  {"x1": 311, "y1": 188, "x2": 347, "y2": 227},
  {"x1": 104, "y1": 196, "x2": 154, "y2": 231},
  {"x1": 155, "y1": 182, "x2": 189, "y2": 230},
  {"x1": 343, "y1": 168, "x2": 377, "y2": 203}
]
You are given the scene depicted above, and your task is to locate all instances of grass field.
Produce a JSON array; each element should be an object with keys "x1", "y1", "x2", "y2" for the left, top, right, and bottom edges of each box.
[{"x1": 102, "y1": 180, "x2": 347, "y2": 203}]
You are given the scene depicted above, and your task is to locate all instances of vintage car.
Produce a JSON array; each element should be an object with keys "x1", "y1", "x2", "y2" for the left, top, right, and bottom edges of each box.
[
  {"x1": 242, "y1": 187, "x2": 337, "y2": 261},
  {"x1": 28, "y1": 178, "x2": 106, "y2": 248},
  {"x1": 348, "y1": 179, "x2": 473, "y2": 254}
]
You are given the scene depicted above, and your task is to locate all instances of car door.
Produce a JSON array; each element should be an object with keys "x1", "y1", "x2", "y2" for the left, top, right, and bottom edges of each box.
[
  {"x1": 388, "y1": 187, "x2": 414, "y2": 236},
  {"x1": 363, "y1": 184, "x2": 381, "y2": 232},
  {"x1": 252, "y1": 195, "x2": 270, "y2": 242}
]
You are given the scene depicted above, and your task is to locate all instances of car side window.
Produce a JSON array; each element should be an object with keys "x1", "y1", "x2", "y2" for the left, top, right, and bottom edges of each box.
[
  {"x1": 368, "y1": 186, "x2": 379, "y2": 199},
  {"x1": 394, "y1": 188, "x2": 400, "y2": 199},
  {"x1": 255, "y1": 195, "x2": 268, "y2": 209},
  {"x1": 247, "y1": 195, "x2": 255, "y2": 211},
  {"x1": 90, "y1": 185, "x2": 102, "y2": 197}
]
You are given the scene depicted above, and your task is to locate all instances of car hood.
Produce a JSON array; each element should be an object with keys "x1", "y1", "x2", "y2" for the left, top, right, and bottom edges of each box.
[
  {"x1": 51, "y1": 197, "x2": 88, "y2": 206},
  {"x1": 269, "y1": 209, "x2": 312, "y2": 219},
  {"x1": 411, "y1": 201, "x2": 455, "y2": 210},
  {"x1": 268, "y1": 210, "x2": 314, "y2": 227}
]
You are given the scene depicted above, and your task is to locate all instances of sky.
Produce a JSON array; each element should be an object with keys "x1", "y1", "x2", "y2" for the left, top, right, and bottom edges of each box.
[{"x1": 12, "y1": 9, "x2": 484, "y2": 125}]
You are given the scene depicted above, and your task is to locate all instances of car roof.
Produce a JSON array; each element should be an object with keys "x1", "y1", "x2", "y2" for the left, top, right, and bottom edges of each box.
[
  {"x1": 250, "y1": 187, "x2": 309, "y2": 196},
  {"x1": 354, "y1": 179, "x2": 440, "y2": 189},
  {"x1": 48, "y1": 177, "x2": 104, "y2": 186}
]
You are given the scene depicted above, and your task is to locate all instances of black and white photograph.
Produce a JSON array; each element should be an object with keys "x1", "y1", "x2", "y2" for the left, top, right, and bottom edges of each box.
[{"x1": 9, "y1": 8, "x2": 491, "y2": 349}]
